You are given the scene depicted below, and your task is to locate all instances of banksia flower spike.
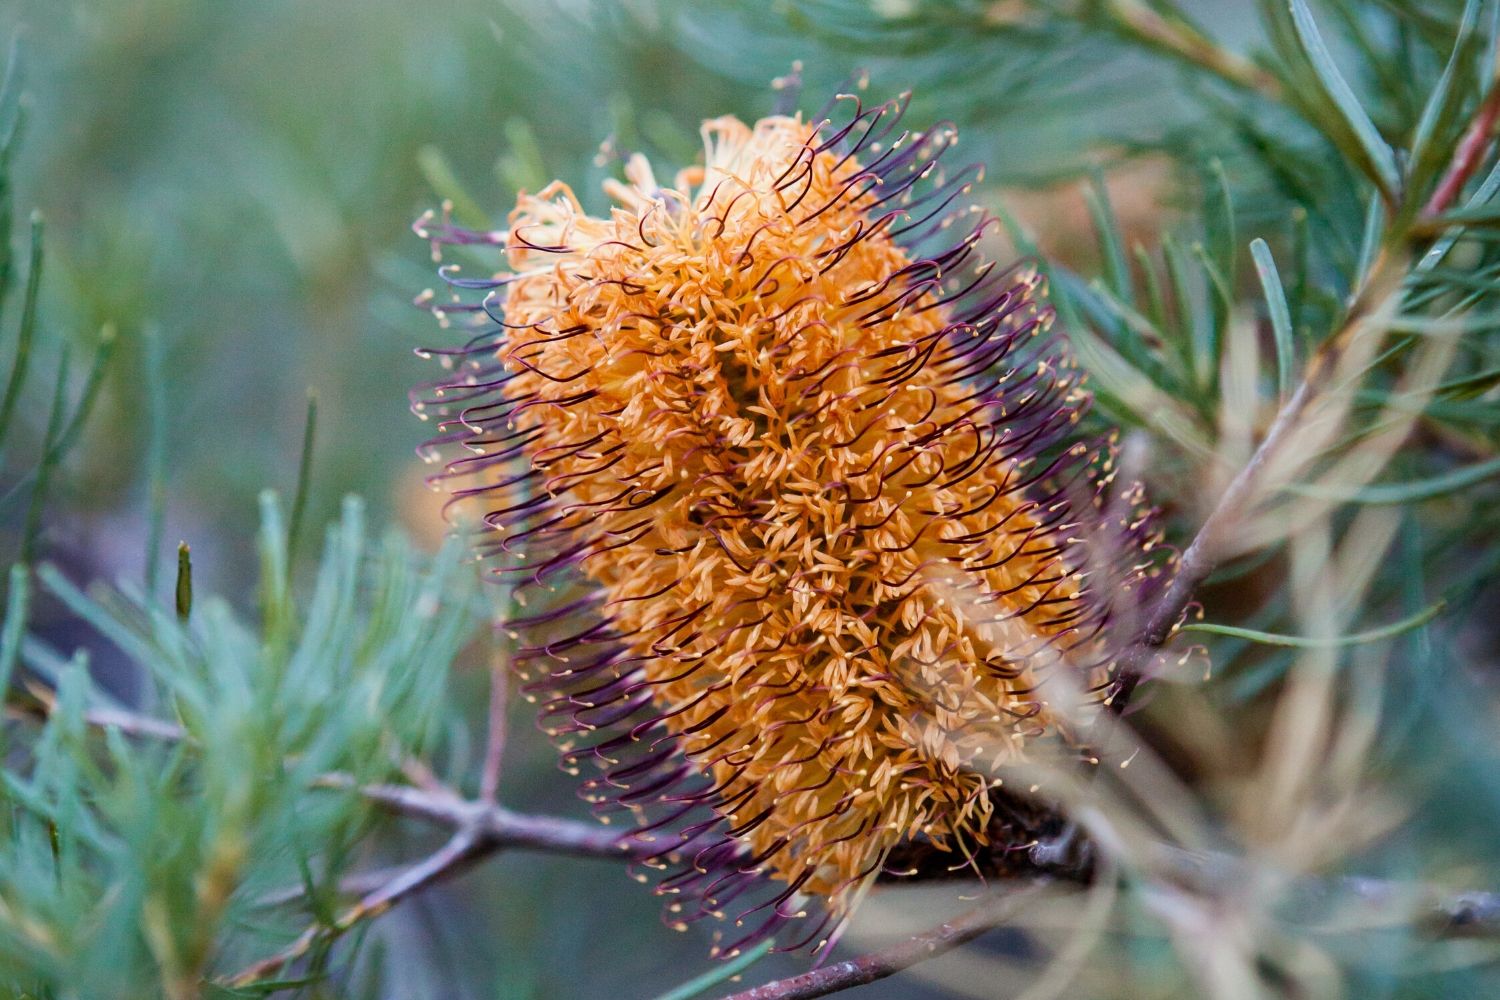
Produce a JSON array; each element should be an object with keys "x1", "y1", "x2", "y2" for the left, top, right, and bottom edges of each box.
[{"x1": 414, "y1": 84, "x2": 1160, "y2": 957}]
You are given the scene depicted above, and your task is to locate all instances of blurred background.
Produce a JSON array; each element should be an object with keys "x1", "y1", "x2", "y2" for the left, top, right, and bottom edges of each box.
[{"x1": 2, "y1": 1, "x2": 1496, "y2": 998}]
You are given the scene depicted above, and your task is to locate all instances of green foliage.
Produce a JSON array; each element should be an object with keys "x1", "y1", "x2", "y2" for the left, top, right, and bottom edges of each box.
[
  {"x1": 2, "y1": 495, "x2": 477, "y2": 998},
  {"x1": 0, "y1": 45, "x2": 114, "y2": 569}
]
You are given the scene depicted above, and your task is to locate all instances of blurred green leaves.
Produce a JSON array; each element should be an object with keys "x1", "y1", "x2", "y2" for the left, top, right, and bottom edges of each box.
[{"x1": 2, "y1": 495, "x2": 478, "y2": 997}]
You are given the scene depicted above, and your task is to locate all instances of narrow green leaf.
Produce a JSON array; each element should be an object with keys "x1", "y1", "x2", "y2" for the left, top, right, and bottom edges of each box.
[
  {"x1": 651, "y1": 940, "x2": 774, "y2": 1000},
  {"x1": 46, "y1": 322, "x2": 116, "y2": 465},
  {"x1": 257, "y1": 490, "x2": 292, "y2": 645},
  {"x1": 1250, "y1": 238, "x2": 1295, "y2": 399},
  {"x1": 1324, "y1": 0, "x2": 1409, "y2": 116},
  {"x1": 1206, "y1": 159, "x2": 1236, "y2": 290},
  {"x1": 0, "y1": 211, "x2": 42, "y2": 446},
  {"x1": 286, "y1": 390, "x2": 318, "y2": 569},
  {"x1": 0, "y1": 42, "x2": 23, "y2": 321},
  {"x1": 1288, "y1": 206, "x2": 1311, "y2": 337},
  {"x1": 0, "y1": 562, "x2": 29, "y2": 698},
  {"x1": 1290, "y1": 0, "x2": 1401, "y2": 196},
  {"x1": 0, "y1": 33, "x2": 21, "y2": 160},
  {"x1": 1422, "y1": 398, "x2": 1500, "y2": 427},
  {"x1": 1085, "y1": 174, "x2": 1133, "y2": 308},
  {"x1": 495, "y1": 117, "x2": 549, "y2": 195},
  {"x1": 0, "y1": 120, "x2": 13, "y2": 315},
  {"x1": 1290, "y1": 453, "x2": 1500, "y2": 504},
  {"x1": 143, "y1": 323, "x2": 167, "y2": 596},
  {"x1": 992, "y1": 199, "x2": 1038, "y2": 258},
  {"x1": 1419, "y1": 158, "x2": 1500, "y2": 272},
  {"x1": 1133, "y1": 242, "x2": 1169, "y2": 335},
  {"x1": 21, "y1": 343, "x2": 70, "y2": 565},
  {"x1": 1070, "y1": 271, "x2": 1181, "y2": 391},
  {"x1": 1162, "y1": 233, "x2": 1205, "y2": 385},
  {"x1": 1183, "y1": 599, "x2": 1445, "y2": 648},
  {"x1": 1408, "y1": 0, "x2": 1482, "y2": 193},
  {"x1": 1354, "y1": 190, "x2": 1385, "y2": 291},
  {"x1": 1386, "y1": 311, "x2": 1500, "y2": 335},
  {"x1": 35, "y1": 563, "x2": 162, "y2": 678},
  {"x1": 996, "y1": 206, "x2": 1213, "y2": 451},
  {"x1": 1436, "y1": 363, "x2": 1500, "y2": 398},
  {"x1": 1487, "y1": 0, "x2": 1500, "y2": 84},
  {"x1": 1428, "y1": 202, "x2": 1500, "y2": 228},
  {"x1": 1085, "y1": 279, "x2": 1173, "y2": 369},
  {"x1": 1189, "y1": 240, "x2": 1232, "y2": 388}
]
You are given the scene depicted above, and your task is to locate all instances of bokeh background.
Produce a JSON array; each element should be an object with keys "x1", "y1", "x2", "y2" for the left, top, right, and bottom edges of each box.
[{"x1": 6, "y1": 1, "x2": 1493, "y2": 998}]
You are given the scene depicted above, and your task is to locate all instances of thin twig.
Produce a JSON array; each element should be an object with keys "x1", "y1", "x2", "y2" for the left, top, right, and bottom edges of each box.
[
  {"x1": 7, "y1": 691, "x2": 189, "y2": 743},
  {"x1": 347, "y1": 779, "x2": 650, "y2": 860},
  {"x1": 227, "y1": 826, "x2": 487, "y2": 986},
  {"x1": 1110, "y1": 247, "x2": 1407, "y2": 710},
  {"x1": 15, "y1": 694, "x2": 639, "y2": 864},
  {"x1": 84, "y1": 706, "x2": 188, "y2": 742},
  {"x1": 1070, "y1": 0, "x2": 1284, "y2": 101},
  {"x1": 228, "y1": 780, "x2": 651, "y2": 988},
  {"x1": 718, "y1": 889, "x2": 1037, "y2": 1000},
  {"x1": 397, "y1": 753, "x2": 447, "y2": 793},
  {"x1": 1423, "y1": 40, "x2": 1500, "y2": 219},
  {"x1": 478, "y1": 643, "x2": 510, "y2": 805}
]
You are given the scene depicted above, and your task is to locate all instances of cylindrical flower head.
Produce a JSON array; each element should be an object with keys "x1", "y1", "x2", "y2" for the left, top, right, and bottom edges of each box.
[{"x1": 415, "y1": 91, "x2": 1159, "y2": 956}]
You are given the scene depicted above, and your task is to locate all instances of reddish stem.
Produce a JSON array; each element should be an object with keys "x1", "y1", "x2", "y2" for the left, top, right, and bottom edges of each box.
[{"x1": 1424, "y1": 82, "x2": 1500, "y2": 218}]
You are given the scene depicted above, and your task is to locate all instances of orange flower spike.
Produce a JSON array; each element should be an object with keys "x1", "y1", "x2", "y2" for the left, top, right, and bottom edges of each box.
[{"x1": 416, "y1": 91, "x2": 1159, "y2": 957}]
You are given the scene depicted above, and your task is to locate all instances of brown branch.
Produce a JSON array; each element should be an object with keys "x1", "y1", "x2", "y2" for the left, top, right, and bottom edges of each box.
[
  {"x1": 336, "y1": 778, "x2": 650, "y2": 860},
  {"x1": 227, "y1": 781, "x2": 652, "y2": 988},
  {"x1": 1107, "y1": 388, "x2": 1317, "y2": 708},
  {"x1": 719, "y1": 889, "x2": 1037, "y2": 1000}
]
